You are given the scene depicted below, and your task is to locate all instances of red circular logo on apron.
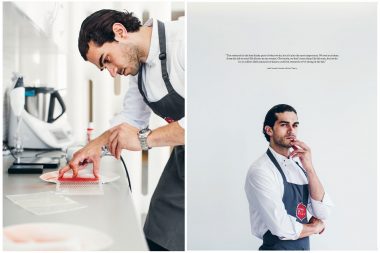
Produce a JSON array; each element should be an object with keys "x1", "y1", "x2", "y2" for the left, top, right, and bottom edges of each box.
[
  {"x1": 296, "y1": 203, "x2": 307, "y2": 221},
  {"x1": 164, "y1": 117, "x2": 174, "y2": 123}
]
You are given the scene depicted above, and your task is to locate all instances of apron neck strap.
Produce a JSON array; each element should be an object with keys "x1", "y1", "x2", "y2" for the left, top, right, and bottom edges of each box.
[
  {"x1": 266, "y1": 149, "x2": 287, "y2": 183},
  {"x1": 157, "y1": 20, "x2": 174, "y2": 93},
  {"x1": 266, "y1": 149, "x2": 308, "y2": 180}
]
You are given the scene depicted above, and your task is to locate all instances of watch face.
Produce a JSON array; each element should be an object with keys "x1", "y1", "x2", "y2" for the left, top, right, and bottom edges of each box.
[
  {"x1": 139, "y1": 128, "x2": 151, "y2": 138},
  {"x1": 138, "y1": 128, "x2": 151, "y2": 150},
  {"x1": 140, "y1": 128, "x2": 150, "y2": 134}
]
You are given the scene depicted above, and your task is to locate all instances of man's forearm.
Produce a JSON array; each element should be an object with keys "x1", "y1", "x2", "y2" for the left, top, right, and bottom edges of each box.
[
  {"x1": 306, "y1": 167, "x2": 325, "y2": 202},
  {"x1": 299, "y1": 223, "x2": 321, "y2": 238},
  {"x1": 89, "y1": 130, "x2": 112, "y2": 149},
  {"x1": 147, "y1": 121, "x2": 185, "y2": 147},
  {"x1": 291, "y1": 140, "x2": 325, "y2": 202}
]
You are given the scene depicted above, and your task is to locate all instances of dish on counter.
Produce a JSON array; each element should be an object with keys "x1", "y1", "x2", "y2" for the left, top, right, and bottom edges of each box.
[
  {"x1": 40, "y1": 170, "x2": 120, "y2": 184},
  {"x1": 4, "y1": 222, "x2": 113, "y2": 250}
]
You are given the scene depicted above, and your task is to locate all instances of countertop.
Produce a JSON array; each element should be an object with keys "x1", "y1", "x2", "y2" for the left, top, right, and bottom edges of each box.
[{"x1": 3, "y1": 150, "x2": 148, "y2": 250}]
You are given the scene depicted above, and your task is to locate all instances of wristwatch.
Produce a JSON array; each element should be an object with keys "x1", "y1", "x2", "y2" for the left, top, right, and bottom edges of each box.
[{"x1": 138, "y1": 127, "x2": 152, "y2": 151}]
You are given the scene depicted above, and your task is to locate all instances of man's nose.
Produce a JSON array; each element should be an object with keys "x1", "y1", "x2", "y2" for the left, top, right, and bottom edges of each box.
[
  {"x1": 287, "y1": 125, "x2": 295, "y2": 133},
  {"x1": 106, "y1": 65, "x2": 117, "y2": 78}
]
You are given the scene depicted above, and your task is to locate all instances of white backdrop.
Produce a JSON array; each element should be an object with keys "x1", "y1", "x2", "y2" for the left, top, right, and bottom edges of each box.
[{"x1": 187, "y1": 3, "x2": 377, "y2": 250}]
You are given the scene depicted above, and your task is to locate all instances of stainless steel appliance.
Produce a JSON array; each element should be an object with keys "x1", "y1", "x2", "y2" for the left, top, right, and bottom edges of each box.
[
  {"x1": 24, "y1": 87, "x2": 66, "y2": 123},
  {"x1": 8, "y1": 81, "x2": 74, "y2": 150}
]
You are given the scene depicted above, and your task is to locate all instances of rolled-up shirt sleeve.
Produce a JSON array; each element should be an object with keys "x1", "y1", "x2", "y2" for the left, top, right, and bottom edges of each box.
[
  {"x1": 175, "y1": 32, "x2": 185, "y2": 130},
  {"x1": 307, "y1": 192, "x2": 334, "y2": 220},
  {"x1": 177, "y1": 118, "x2": 185, "y2": 129},
  {"x1": 109, "y1": 78, "x2": 151, "y2": 129},
  {"x1": 245, "y1": 167, "x2": 303, "y2": 240}
]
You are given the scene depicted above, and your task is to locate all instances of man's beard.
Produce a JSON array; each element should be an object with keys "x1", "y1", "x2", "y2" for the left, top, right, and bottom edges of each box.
[
  {"x1": 273, "y1": 135, "x2": 293, "y2": 149},
  {"x1": 123, "y1": 43, "x2": 140, "y2": 76},
  {"x1": 130, "y1": 61, "x2": 140, "y2": 76}
]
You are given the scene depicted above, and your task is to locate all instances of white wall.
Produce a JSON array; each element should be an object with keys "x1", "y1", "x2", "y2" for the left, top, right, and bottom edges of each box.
[{"x1": 187, "y1": 3, "x2": 377, "y2": 250}]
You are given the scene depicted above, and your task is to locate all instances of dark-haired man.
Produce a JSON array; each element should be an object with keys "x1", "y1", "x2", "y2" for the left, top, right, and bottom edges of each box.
[
  {"x1": 59, "y1": 9, "x2": 184, "y2": 251},
  {"x1": 245, "y1": 104, "x2": 333, "y2": 250}
]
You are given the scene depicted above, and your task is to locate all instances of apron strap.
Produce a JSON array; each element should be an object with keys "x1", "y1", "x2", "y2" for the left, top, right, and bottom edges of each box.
[
  {"x1": 137, "y1": 64, "x2": 150, "y2": 105},
  {"x1": 267, "y1": 149, "x2": 308, "y2": 181},
  {"x1": 266, "y1": 149, "x2": 287, "y2": 183},
  {"x1": 295, "y1": 161, "x2": 308, "y2": 178},
  {"x1": 157, "y1": 20, "x2": 175, "y2": 94},
  {"x1": 137, "y1": 20, "x2": 175, "y2": 101}
]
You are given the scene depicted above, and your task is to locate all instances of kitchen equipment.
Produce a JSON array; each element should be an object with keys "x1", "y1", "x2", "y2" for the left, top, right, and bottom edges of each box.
[
  {"x1": 8, "y1": 78, "x2": 74, "y2": 150},
  {"x1": 8, "y1": 164, "x2": 44, "y2": 174},
  {"x1": 56, "y1": 177, "x2": 104, "y2": 195},
  {"x1": 24, "y1": 87, "x2": 66, "y2": 123},
  {"x1": 9, "y1": 77, "x2": 25, "y2": 153},
  {"x1": 40, "y1": 170, "x2": 120, "y2": 184},
  {"x1": 12, "y1": 156, "x2": 60, "y2": 169}
]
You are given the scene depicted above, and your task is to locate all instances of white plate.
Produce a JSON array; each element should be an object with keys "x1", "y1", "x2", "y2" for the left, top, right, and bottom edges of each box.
[
  {"x1": 3, "y1": 222, "x2": 113, "y2": 250},
  {"x1": 40, "y1": 170, "x2": 120, "y2": 184}
]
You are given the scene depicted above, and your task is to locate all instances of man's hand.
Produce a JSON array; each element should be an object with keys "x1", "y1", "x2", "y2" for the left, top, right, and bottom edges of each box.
[
  {"x1": 309, "y1": 216, "x2": 325, "y2": 234},
  {"x1": 299, "y1": 216, "x2": 326, "y2": 238},
  {"x1": 59, "y1": 142, "x2": 102, "y2": 179},
  {"x1": 288, "y1": 139, "x2": 313, "y2": 172},
  {"x1": 289, "y1": 139, "x2": 325, "y2": 201},
  {"x1": 108, "y1": 123, "x2": 141, "y2": 159}
]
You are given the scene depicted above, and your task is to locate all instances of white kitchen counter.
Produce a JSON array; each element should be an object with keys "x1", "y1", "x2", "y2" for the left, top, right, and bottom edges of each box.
[{"x1": 3, "y1": 151, "x2": 148, "y2": 251}]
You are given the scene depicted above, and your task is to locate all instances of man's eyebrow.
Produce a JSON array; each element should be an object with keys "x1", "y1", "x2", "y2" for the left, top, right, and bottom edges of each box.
[
  {"x1": 278, "y1": 121, "x2": 299, "y2": 125},
  {"x1": 99, "y1": 54, "x2": 104, "y2": 68}
]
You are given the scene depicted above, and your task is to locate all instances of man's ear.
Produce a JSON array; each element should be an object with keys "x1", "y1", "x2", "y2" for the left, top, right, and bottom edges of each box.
[
  {"x1": 112, "y1": 23, "x2": 128, "y2": 41},
  {"x1": 264, "y1": 126, "x2": 273, "y2": 138}
]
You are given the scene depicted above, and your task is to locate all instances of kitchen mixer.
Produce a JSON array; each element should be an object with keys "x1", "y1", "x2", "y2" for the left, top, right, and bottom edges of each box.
[{"x1": 8, "y1": 77, "x2": 74, "y2": 150}]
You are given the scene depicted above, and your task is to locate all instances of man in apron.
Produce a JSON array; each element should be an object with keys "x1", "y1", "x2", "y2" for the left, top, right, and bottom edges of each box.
[
  {"x1": 59, "y1": 10, "x2": 184, "y2": 251},
  {"x1": 245, "y1": 104, "x2": 333, "y2": 250}
]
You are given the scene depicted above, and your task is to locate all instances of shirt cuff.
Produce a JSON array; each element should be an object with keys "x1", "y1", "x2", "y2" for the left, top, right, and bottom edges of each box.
[
  {"x1": 178, "y1": 117, "x2": 185, "y2": 129},
  {"x1": 278, "y1": 217, "x2": 304, "y2": 240},
  {"x1": 294, "y1": 220, "x2": 304, "y2": 240},
  {"x1": 310, "y1": 192, "x2": 334, "y2": 220}
]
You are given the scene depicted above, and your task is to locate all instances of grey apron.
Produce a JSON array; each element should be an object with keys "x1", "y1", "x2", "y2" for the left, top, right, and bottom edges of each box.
[
  {"x1": 259, "y1": 149, "x2": 310, "y2": 250},
  {"x1": 138, "y1": 20, "x2": 185, "y2": 251}
]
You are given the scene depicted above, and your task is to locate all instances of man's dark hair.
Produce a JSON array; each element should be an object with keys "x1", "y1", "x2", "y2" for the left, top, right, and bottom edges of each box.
[
  {"x1": 262, "y1": 104, "x2": 297, "y2": 142},
  {"x1": 78, "y1": 9, "x2": 142, "y2": 60}
]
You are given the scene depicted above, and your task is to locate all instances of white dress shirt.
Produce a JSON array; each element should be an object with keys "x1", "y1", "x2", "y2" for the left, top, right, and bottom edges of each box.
[
  {"x1": 110, "y1": 18, "x2": 185, "y2": 129},
  {"x1": 245, "y1": 147, "x2": 333, "y2": 240}
]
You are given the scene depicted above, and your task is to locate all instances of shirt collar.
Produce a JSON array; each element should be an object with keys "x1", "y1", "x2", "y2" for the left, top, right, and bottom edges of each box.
[
  {"x1": 268, "y1": 146, "x2": 290, "y2": 164},
  {"x1": 144, "y1": 18, "x2": 159, "y2": 66}
]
